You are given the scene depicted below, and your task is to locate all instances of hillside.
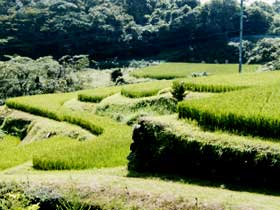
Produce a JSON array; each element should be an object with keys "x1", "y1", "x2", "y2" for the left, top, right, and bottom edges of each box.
[
  {"x1": 0, "y1": 0, "x2": 279, "y2": 62},
  {"x1": 1, "y1": 63, "x2": 280, "y2": 209}
]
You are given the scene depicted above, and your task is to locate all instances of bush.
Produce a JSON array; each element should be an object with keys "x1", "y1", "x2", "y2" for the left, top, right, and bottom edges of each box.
[
  {"x1": 171, "y1": 81, "x2": 187, "y2": 101},
  {"x1": 247, "y1": 38, "x2": 280, "y2": 64},
  {"x1": 111, "y1": 69, "x2": 123, "y2": 82},
  {"x1": 128, "y1": 117, "x2": 280, "y2": 188}
]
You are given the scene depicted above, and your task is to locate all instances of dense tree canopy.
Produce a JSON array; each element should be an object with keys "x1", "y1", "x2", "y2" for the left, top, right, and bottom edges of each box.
[
  {"x1": 0, "y1": 0, "x2": 278, "y2": 62},
  {"x1": 0, "y1": 56, "x2": 82, "y2": 100}
]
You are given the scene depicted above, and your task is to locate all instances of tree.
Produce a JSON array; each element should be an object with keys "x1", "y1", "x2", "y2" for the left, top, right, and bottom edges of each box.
[
  {"x1": 244, "y1": 5, "x2": 273, "y2": 35},
  {"x1": 0, "y1": 56, "x2": 82, "y2": 100}
]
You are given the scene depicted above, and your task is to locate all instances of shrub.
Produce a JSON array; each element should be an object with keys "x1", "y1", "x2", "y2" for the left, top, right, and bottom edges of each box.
[
  {"x1": 171, "y1": 81, "x2": 187, "y2": 101},
  {"x1": 59, "y1": 55, "x2": 90, "y2": 70},
  {"x1": 111, "y1": 69, "x2": 123, "y2": 83},
  {"x1": 1, "y1": 118, "x2": 31, "y2": 140},
  {"x1": 128, "y1": 117, "x2": 280, "y2": 188}
]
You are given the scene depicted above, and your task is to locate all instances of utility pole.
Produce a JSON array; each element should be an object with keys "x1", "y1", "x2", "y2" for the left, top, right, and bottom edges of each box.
[{"x1": 239, "y1": 0, "x2": 244, "y2": 74}]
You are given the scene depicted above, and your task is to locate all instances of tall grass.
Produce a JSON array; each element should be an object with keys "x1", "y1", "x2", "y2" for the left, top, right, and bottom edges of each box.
[
  {"x1": 0, "y1": 135, "x2": 74, "y2": 170},
  {"x1": 78, "y1": 86, "x2": 121, "y2": 103},
  {"x1": 178, "y1": 85, "x2": 280, "y2": 138},
  {"x1": 5, "y1": 93, "x2": 132, "y2": 170},
  {"x1": 121, "y1": 80, "x2": 172, "y2": 98},
  {"x1": 181, "y1": 71, "x2": 280, "y2": 92}
]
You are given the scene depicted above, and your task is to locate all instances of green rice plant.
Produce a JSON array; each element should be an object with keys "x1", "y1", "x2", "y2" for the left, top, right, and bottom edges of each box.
[
  {"x1": 131, "y1": 63, "x2": 260, "y2": 79},
  {"x1": 121, "y1": 80, "x2": 172, "y2": 98},
  {"x1": 181, "y1": 71, "x2": 280, "y2": 92},
  {"x1": 5, "y1": 93, "x2": 132, "y2": 170},
  {"x1": 0, "y1": 135, "x2": 73, "y2": 170},
  {"x1": 178, "y1": 84, "x2": 280, "y2": 138},
  {"x1": 78, "y1": 86, "x2": 121, "y2": 103}
]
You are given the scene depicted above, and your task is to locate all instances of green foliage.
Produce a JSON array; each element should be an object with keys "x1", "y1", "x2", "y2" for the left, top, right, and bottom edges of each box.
[
  {"x1": 131, "y1": 63, "x2": 260, "y2": 79},
  {"x1": 247, "y1": 38, "x2": 280, "y2": 65},
  {"x1": 59, "y1": 55, "x2": 90, "y2": 70},
  {"x1": 0, "y1": 182, "x2": 40, "y2": 210},
  {"x1": 1, "y1": 117, "x2": 31, "y2": 140},
  {"x1": 95, "y1": 94, "x2": 177, "y2": 124},
  {"x1": 128, "y1": 117, "x2": 280, "y2": 188},
  {"x1": 244, "y1": 4, "x2": 273, "y2": 35},
  {"x1": 0, "y1": 0, "x2": 276, "y2": 62},
  {"x1": 0, "y1": 56, "x2": 81, "y2": 100},
  {"x1": 111, "y1": 69, "x2": 123, "y2": 83},
  {"x1": 171, "y1": 81, "x2": 187, "y2": 101}
]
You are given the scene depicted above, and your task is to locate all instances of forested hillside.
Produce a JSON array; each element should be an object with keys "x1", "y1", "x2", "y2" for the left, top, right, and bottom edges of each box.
[{"x1": 0, "y1": 0, "x2": 279, "y2": 62}]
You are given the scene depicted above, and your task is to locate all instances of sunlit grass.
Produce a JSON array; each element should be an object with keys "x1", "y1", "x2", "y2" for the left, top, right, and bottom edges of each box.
[
  {"x1": 121, "y1": 80, "x2": 172, "y2": 98},
  {"x1": 5, "y1": 93, "x2": 132, "y2": 170},
  {"x1": 131, "y1": 63, "x2": 260, "y2": 79}
]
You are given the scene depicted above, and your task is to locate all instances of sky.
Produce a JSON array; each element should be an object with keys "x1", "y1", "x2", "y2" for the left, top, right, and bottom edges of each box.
[{"x1": 200, "y1": 0, "x2": 276, "y2": 4}]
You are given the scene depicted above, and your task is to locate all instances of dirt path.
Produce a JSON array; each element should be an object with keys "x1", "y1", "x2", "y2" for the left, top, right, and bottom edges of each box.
[{"x1": 1, "y1": 163, "x2": 280, "y2": 210}]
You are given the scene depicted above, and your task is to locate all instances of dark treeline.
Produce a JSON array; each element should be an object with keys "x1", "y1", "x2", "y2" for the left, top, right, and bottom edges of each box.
[{"x1": 0, "y1": 0, "x2": 279, "y2": 62}]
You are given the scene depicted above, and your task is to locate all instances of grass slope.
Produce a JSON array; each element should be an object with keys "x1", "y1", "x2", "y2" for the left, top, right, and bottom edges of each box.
[{"x1": 5, "y1": 93, "x2": 132, "y2": 170}]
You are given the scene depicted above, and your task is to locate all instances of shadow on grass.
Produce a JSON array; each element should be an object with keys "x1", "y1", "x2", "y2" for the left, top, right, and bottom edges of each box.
[{"x1": 127, "y1": 170, "x2": 280, "y2": 197}]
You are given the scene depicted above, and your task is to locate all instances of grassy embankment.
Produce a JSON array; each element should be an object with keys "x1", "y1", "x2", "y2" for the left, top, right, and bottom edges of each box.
[{"x1": 5, "y1": 92, "x2": 132, "y2": 170}]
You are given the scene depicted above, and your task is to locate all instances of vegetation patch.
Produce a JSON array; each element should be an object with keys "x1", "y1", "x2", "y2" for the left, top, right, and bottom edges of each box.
[
  {"x1": 128, "y1": 116, "x2": 280, "y2": 188},
  {"x1": 5, "y1": 93, "x2": 132, "y2": 170},
  {"x1": 0, "y1": 56, "x2": 82, "y2": 100},
  {"x1": 178, "y1": 84, "x2": 280, "y2": 139},
  {"x1": 131, "y1": 63, "x2": 259, "y2": 79},
  {"x1": 1, "y1": 117, "x2": 31, "y2": 140},
  {"x1": 96, "y1": 93, "x2": 177, "y2": 124},
  {"x1": 78, "y1": 86, "x2": 121, "y2": 103},
  {"x1": 0, "y1": 179, "x2": 222, "y2": 210},
  {"x1": 121, "y1": 80, "x2": 172, "y2": 98}
]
